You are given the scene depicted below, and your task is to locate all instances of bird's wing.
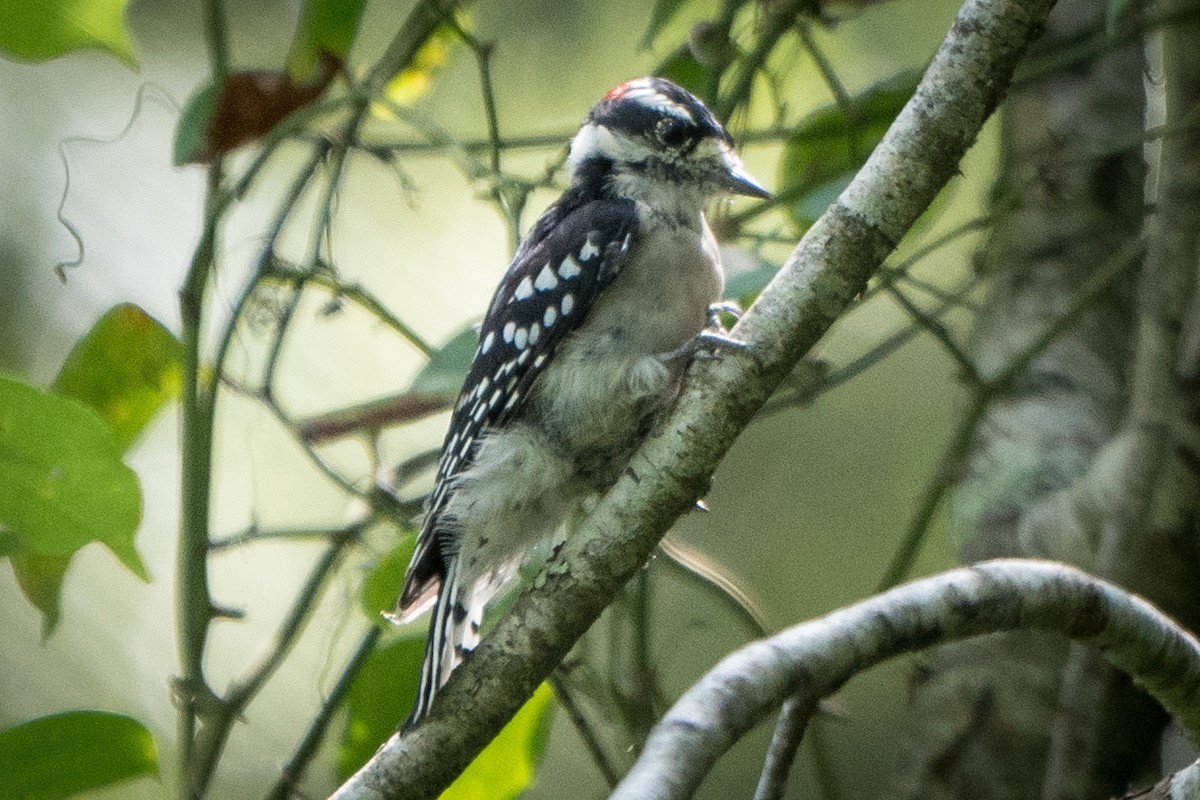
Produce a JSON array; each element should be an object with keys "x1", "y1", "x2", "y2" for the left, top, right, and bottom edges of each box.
[{"x1": 396, "y1": 196, "x2": 639, "y2": 613}]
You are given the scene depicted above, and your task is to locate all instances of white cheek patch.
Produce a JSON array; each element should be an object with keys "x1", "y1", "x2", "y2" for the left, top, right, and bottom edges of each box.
[{"x1": 567, "y1": 122, "x2": 655, "y2": 175}]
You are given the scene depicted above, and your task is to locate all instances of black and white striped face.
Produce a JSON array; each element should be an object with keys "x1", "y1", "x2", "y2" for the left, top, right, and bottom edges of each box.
[{"x1": 567, "y1": 77, "x2": 768, "y2": 213}]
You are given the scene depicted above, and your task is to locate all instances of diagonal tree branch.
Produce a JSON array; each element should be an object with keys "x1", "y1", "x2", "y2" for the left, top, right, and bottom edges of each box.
[{"x1": 330, "y1": 0, "x2": 1059, "y2": 797}]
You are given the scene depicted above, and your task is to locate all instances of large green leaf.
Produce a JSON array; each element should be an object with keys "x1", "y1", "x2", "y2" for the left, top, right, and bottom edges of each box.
[
  {"x1": 0, "y1": 0, "x2": 137, "y2": 67},
  {"x1": 286, "y1": 0, "x2": 368, "y2": 81},
  {"x1": 0, "y1": 375, "x2": 143, "y2": 566},
  {"x1": 0, "y1": 375, "x2": 145, "y2": 632},
  {"x1": 0, "y1": 711, "x2": 157, "y2": 800},
  {"x1": 338, "y1": 636, "x2": 426, "y2": 781},
  {"x1": 778, "y1": 71, "x2": 920, "y2": 233},
  {"x1": 53, "y1": 303, "x2": 183, "y2": 452},
  {"x1": 442, "y1": 682, "x2": 555, "y2": 800}
]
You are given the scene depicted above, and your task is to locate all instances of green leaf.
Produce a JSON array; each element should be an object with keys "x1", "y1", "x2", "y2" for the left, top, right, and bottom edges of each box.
[
  {"x1": 172, "y1": 83, "x2": 219, "y2": 166},
  {"x1": 360, "y1": 534, "x2": 417, "y2": 623},
  {"x1": 53, "y1": 304, "x2": 183, "y2": 453},
  {"x1": 0, "y1": 375, "x2": 145, "y2": 572},
  {"x1": 408, "y1": 326, "x2": 478, "y2": 396},
  {"x1": 286, "y1": 0, "x2": 368, "y2": 80},
  {"x1": 9, "y1": 551, "x2": 71, "y2": 636},
  {"x1": 0, "y1": 0, "x2": 137, "y2": 68},
  {"x1": 0, "y1": 711, "x2": 157, "y2": 800},
  {"x1": 778, "y1": 71, "x2": 921, "y2": 233},
  {"x1": 442, "y1": 683, "x2": 555, "y2": 800},
  {"x1": 338, "y1": 636, "x2": 426, "y2": 781}
]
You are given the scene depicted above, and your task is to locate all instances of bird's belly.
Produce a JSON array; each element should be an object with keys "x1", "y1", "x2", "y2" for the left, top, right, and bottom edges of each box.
[{"x1": 524, "y1": 221, "x2": 724, "y2": 484}]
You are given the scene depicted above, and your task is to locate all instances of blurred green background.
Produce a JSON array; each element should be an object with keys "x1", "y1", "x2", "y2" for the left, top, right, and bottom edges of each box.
[{"x1": 0, "y1": 0, "x2": 993, "y2": 796}]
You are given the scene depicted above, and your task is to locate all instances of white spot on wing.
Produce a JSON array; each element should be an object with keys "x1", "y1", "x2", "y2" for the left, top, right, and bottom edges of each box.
[
  {"x1": 503, "y1": 321, "x2": 515, "y2": 343},
  {"x1": 534, "y1": 354, "x2": 546, "y2": 368},
  {"x1": 579, "y1": 237, "x2": 600, "y2": 261},
  {"x1": 490, "y1": 389, "x2": 503, "y2": 408},
  {"x1": 561, "y1": 294, "x2": 575, "y2": 316},
  {"x1": 558, "y1": 256, "x2": 582, "y2": 279},
  {"x1": 535, "y1": 264, "x2": 558, "y2": 291},
  {"x1": 518, "y1": 349, "x2": 530, "y2": 365},
  {"x1": 504, "y1": 390, "x2": 521, "y2": 410},
  {"x1": 528, "y1": 323, "x2": 540, "y2": 344},
  {"x1": 514, "y1": 327, "x2": 528, "y2": 350},
  {"x1": 514, "y1": 276, "x2": 534, "y2": 301},
  {"x1": 480, "y1": 331, "x2": 495, "y2": 354},
  {"x1": 544, "y1": 306, "x2": 557, "y2": 327}
]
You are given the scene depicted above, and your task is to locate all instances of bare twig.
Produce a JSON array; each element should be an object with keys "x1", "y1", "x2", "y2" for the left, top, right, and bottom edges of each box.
[
  {"x1": 753, "y1": 693, "x2": 820, "y2": 800},
  {"x1": 266, "y1": 626, "x2": 384, "y2": 800}
]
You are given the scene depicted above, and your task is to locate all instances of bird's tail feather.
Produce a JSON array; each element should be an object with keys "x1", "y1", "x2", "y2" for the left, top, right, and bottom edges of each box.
[{"x1": 404, "y1": 558, "x2": 484, "y2": 727}]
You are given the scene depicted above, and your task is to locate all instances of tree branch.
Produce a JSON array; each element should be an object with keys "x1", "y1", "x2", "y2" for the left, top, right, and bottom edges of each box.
[
  {"x1": 610, "y1": 560, "x2": 1200, "y2": 800},
  {"x1": 330, "y1": 0, "x2": 1058, "y2": 797}
]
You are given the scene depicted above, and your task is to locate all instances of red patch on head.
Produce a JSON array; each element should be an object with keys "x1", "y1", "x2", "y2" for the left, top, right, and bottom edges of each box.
[{"x1": 603, "y1": 82, "x2": 633, "y2": 101}]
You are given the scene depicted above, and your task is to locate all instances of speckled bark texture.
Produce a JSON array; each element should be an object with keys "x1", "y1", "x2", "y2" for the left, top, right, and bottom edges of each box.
[
  {"x1": 897, "y1": 1, "x2": 1200, "y2": 799},
  {"x1": 329, "y1": 0, "x2": 1058, "y2": 797}
]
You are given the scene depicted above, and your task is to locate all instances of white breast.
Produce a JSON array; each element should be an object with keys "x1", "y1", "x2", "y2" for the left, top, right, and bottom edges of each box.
[{"x1": 525, "y1": 210, "x2": 725, "y2": 473}]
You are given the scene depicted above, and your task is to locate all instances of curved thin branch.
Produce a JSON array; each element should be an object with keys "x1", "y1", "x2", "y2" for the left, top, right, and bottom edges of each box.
[
  {"x1": 613, "y1": 560, "x2": 1200, "y2": 800},
  {"x1": 752, "y1": 693, "x2": 818, "y2": 800},
  {"x1": 329, "y1": 0, "x2": 1058, "y2": 797}
]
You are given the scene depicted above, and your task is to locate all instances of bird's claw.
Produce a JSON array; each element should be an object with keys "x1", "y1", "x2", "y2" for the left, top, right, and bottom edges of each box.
[
  {"x1": 661, "y1": 329, "x2": 754, "y2": 367},
  {"x1": 707, "y1": 301, "x2": 743, "y2": 331}
]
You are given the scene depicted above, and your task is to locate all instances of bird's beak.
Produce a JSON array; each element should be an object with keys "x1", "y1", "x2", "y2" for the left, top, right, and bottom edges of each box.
[{"x1": 718, "y1": 145, "x2": 770, "y2": 199}]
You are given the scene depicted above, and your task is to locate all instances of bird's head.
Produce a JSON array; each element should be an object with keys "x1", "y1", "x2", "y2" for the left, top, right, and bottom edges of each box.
[{"x1": 567, "y1": 77, "x2": 769, "y2": 220}]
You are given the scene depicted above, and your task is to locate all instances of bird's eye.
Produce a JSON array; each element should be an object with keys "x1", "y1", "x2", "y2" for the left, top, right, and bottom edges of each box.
[{"x1": 655, "y1": 117, "x2": 689, "y2": 148}]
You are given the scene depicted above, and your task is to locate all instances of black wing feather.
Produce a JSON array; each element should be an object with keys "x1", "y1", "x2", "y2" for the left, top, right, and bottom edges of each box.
[{"x1": 398, "y1": 197, "x2": 638, "y2": 608}]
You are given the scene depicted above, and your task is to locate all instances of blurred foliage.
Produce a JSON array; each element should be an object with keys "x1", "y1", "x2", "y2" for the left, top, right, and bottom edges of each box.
[
  {"x1": 53, "y1": 304, "x2": 182, "y2": 452},
  {"x1": 778, "y1": 71, "x2": 921, "y2": 232},
  {"x1": 385, "y1": 23, "x2": 457, "y2": 107},
  {"x1": 286, "y1": 0, "x2": 368, "y2": 81},
  {"x1": 0, "y1": 711, "x2": 157, "y2": 800},
  {"x1": 0, "y1": 0, "x2": 137, "y2": 67},
  {"x1": 360, "y1": 535, "x2": 418, "y2": 623},
  {"x1": 338, "y1": 635, "x2": 426, "y2": 781}
]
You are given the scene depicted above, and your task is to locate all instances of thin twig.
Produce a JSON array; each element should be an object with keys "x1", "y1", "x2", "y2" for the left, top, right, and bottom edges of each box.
[
  {"x1": 548, "y1": 671, "x2": 623, "y2": 788},
  {"x1": 266, "y1": 626, "x2": 384, "y2": 800},
  {"x1": 716, "y1": 0, "x2": 808, "y2": 121},
  {"x1": 874, "y1": 237, "x2": 1146, "y2": 592},
  {"x1": 882, "y1": 281, "x2": 980, "y2": 383},
  {"x1": 753, "y1": 693, "x2": 819, "y2": 800},
  {"x1": 177, "y1": 3, "x2": 232, "y2": 796}
]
